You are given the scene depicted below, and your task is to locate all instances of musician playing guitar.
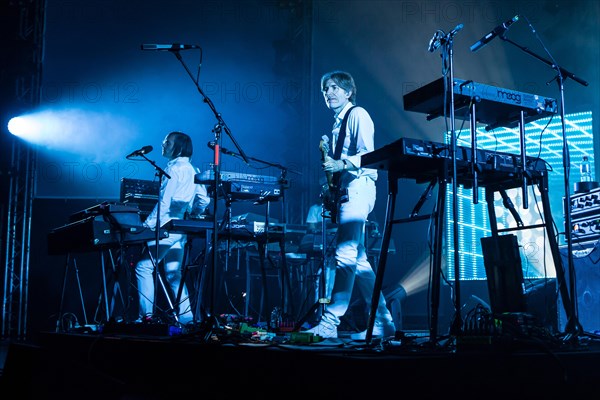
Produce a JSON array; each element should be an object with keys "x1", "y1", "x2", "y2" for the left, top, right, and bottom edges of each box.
[
  {"x1": 319, "y1": 135, "x2": 342, "y2": 223},
  {"x1": 304, "y1": 70, "x2": 396, "y2": 341}
]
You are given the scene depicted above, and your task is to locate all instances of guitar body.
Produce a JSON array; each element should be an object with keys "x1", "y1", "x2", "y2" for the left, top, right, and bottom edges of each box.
[
  {"x1": 318, "y1": 107, "x2": 356, "y2": 225},
  {"x1": 320, "y1": 136, "x2": 340, "y2": 224}
]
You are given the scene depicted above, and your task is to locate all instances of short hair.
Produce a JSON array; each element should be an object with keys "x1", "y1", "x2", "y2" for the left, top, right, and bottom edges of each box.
[
  {"x1": 321, "y1": 70, "x2": 357, "y2": 103},
  {"x1": 168, "y1": 131, "x2": 193, "y2": 158}
]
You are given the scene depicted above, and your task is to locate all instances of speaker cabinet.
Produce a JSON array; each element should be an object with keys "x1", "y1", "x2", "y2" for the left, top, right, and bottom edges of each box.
[{"x1": 559, "y1": 242, "x2": 600, "y2": 333}]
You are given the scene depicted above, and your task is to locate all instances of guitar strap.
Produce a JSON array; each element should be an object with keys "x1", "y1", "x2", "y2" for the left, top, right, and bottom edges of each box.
[
  {"x1": 321, "y1": 106, "x2": 356, "y2": 223},
  {"x1": 332, "y1": 105, "x2": 357, "y2": 160},
  {"x1": 329, "y1": 106, "x2": 357, "y2": 212}
]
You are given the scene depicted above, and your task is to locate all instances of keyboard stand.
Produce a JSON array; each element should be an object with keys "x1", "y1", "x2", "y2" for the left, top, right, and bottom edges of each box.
[
  {"x1": 365, "y1": 153, "x2": 574, "y2": 345},
  {"x1": 364, "y1": 158, "x2": 448, "y2": 345}
]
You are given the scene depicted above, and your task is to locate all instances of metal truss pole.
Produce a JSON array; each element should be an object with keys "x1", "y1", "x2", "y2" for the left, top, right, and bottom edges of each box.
[{"x1": 1, "y1": 0, "x2": 44, "y2": 341}]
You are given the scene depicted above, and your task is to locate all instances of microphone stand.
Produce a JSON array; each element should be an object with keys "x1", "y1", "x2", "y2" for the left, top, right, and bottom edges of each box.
[
  {"x1": 293, "y1": 203, "x2": 330, "y2": 331},
  {"x1": 169, "y1": 49, "x2": 250, "y2": 337},
  {"x1": 217, "y1": 148, "x2": 302, "y2": 320},
  {"x1": 433, "y1": 27, "x2": 463, "y2": 337},
  {"x1": 499, "y1": 21, "x2": 588, "y2": 338},
  {"x1": 138, "y1": 153, "x2": 172, "y2": 321}
]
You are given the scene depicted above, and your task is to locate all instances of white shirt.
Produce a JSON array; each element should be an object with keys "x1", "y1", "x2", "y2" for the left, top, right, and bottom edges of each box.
[
  {"x1": 144, "y1": 156, "x2": 210, "y2": 229},
  {"x1": 331, "y1": 102, "x2": 377, "y2": 182}
]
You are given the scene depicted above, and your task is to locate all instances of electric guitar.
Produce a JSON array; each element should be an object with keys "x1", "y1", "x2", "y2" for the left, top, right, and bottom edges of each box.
[{"x1": 319, "y1": 135, "x2": 340, "y2": 224}]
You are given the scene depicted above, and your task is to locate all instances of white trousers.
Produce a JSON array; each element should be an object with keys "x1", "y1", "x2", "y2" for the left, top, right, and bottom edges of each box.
[
  {"x1": 321, "y1": 176, "x2": 393, "y2": 328},
  {"x1": 135, "y1": 232, "x2": 193, "y2": 323}
]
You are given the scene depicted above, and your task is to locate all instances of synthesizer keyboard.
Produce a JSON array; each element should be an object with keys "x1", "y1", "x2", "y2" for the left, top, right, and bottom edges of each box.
[
  {"x1": 361, "y1": 137, "x2": 548, "y2": 189},
  {"x1": 48, "y1": 216, "x2": 167, "y2": 255},
  {"x1": 195, "y1": 170, "x2": 284, "y2": 201},
  {"x1": 403, "y1": 77, "x2": 558, "y2": 130}
]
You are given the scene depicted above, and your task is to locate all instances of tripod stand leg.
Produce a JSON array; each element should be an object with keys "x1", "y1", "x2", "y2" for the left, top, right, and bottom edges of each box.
[
  {"x1": 106, "y1": 248, "x2": 127, "y2": 321},
  {"x1": 194, "y1": 258, "x2": 209, "y2": 323},
  {"x1": 72, "y1": 258, "x2": 89, "y2": 326},
  {"x1": 429, "y1": 176, "x2": 445, "y2": 344},
  {"x1": 174, "y1": 239, "x2": 193, "y2": 322},
  {"x1": 294, "y1": 298, "x2": 327, "y2": 330},
  {"x1": 155, "y1": 272, "x2": 176, "y2": 321},
  {"x1": 56, "y1": 254, "x2": 70, "y2": 332},
  {"x1": 191, "y1": 234, "x2": 213, "y2": 324},
  {"x1": 258, "y1": 242, "x2": 269, "y2": 325},
  {"x1": 137, "y1": 243, "x2": 181, "y2": 322},
  {"x1": 176, "y1": 235, "x2": 213, "y2": 324},
  {"x1": 278, "y1": 237, "x2": 295, "y2": 319},
  {"x1": 99, "y1": 250, "x2": 111, "y2": 322},
  {"x1": 365, "y1": 177, "x2": 397, "y2": 345},
  {"x1": 56, "y1": 254, "x2": 90, "y2": 332},
  {"x1": 293, "y1": 210, "x2": 333, "y2": 331},
  {"x1": 292, "y1": 262, "x2": 333, "y2": 330}
]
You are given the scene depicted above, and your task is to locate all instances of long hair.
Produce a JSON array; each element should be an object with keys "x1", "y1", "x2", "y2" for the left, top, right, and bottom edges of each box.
[
  {"x1": 168, "y1": 131, "x2": 193, "y2": 158},
  {"x1": 320, "y1": 70, "x2": 357, "y2": 103}
]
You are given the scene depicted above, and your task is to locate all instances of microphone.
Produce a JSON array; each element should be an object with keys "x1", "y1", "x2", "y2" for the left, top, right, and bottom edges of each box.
[
  {"x1": 470, "y1": 15, "x2": 519, "y2": 52},
  {"x1": 126, "y1": 145, "x2": 153, "y2": 158},
  {"x1": 141, "y1": 43, "x2": 201, "y2": 51},
  {"x1": 207, "y1": 141, "x2": 236, "y2": 156},
  {"x1": 448, "y1": 23, "x2": 464, "y2": 38},
  {"x1": 428, "y1": 31, "x2": 443, "y2": 52},
  {"x1": 428, "y1": 24, "x2": 463, "y2": 53}
]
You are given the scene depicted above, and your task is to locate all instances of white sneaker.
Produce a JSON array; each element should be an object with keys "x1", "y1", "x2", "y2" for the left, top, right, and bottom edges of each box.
[
  {"x1": 304, "y1": 321, "x2": 338, "y2": 339},
  {"x1": 350, "y1": 321, "x2": 396, "y2": 340}
]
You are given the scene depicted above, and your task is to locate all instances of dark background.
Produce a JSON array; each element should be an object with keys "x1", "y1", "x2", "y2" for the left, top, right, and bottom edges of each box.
[{"x1": 1, "y1": 0, "x2": 598, "y2": 337}]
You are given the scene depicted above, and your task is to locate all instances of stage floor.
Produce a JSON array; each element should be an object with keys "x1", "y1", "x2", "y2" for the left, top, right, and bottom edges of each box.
[{"x1": 2, "y1": 323, "x2": 600, "y2": 399}]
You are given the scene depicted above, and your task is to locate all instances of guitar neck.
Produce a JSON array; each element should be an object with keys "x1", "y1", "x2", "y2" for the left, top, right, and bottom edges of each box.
[{"x1": 320, "y1": 140, "x2": 334, "y2": 187}]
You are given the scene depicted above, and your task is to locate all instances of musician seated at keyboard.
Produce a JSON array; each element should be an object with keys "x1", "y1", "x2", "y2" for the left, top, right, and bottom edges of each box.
[{"x1": 134, "y1": 131, "x2": 211, "y2": 325}]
